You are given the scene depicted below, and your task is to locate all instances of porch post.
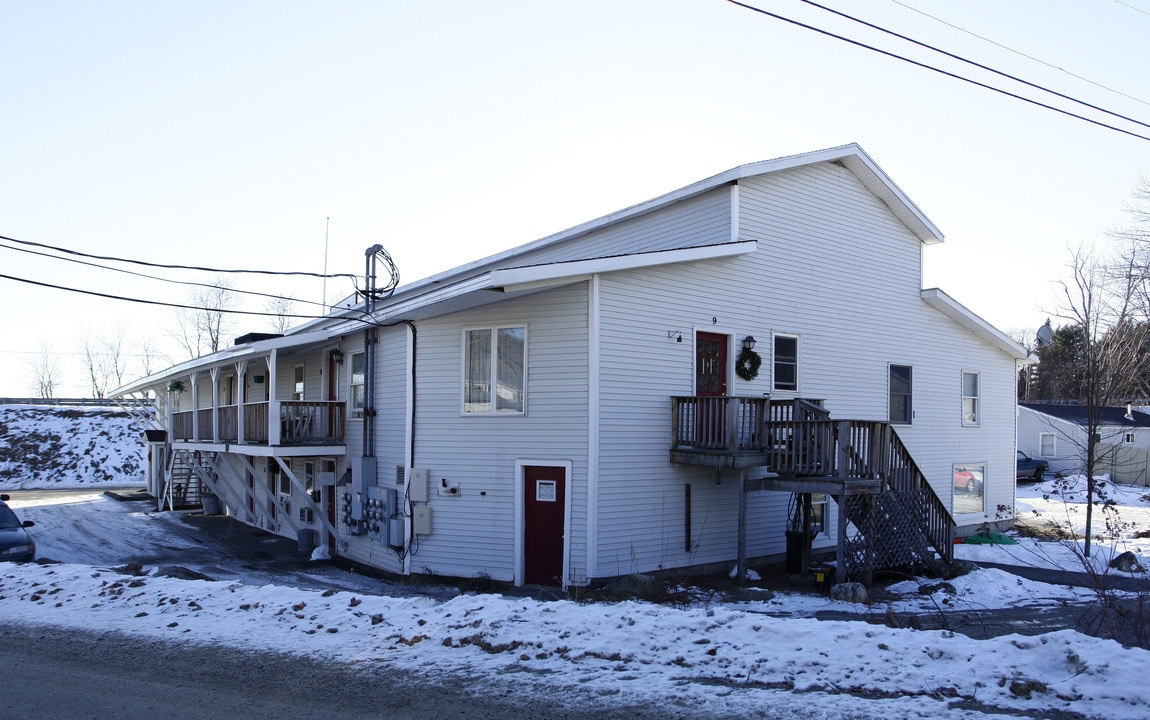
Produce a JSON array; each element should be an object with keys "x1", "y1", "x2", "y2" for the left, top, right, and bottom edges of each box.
[
  {"x1": 235, "y1": 360, "x2": 248, "y2": 444},
  {"x1": 737, "y1": 468, "x2": 747, "y2": 585},
  {"x1": 800, "y1": 492, "x2": 812, "y2": 577},
  {"x1": 268, "y1": 350, "x2": 280, "y2": 446},
  {"x1": 210, "y1": 367, "x2": 221, "y2": 443},
  {"x1": 190, "y1": 374, "x2": 200, "y2": 442}
]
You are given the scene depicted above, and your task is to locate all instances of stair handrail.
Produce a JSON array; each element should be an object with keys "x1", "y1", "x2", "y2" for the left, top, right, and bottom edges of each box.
[{"x1": 765, "y1": 412, "x2": 955, "y2": 565}]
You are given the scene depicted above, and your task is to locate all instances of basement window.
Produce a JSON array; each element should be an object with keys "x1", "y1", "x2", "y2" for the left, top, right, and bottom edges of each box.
[{"x1": 953, "y1": 463, "x2": 985, "y2": 515}]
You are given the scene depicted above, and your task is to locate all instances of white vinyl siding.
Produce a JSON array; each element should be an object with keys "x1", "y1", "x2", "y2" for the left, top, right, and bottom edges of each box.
[{"x1": 401, "y1": 284, "x2": 589, "y2": 582}]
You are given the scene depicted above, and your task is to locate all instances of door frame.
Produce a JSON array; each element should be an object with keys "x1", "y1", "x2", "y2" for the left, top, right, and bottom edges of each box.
[
  {"x1": 514, "y1": 458, "x2": 573, "y2": 588},
  {"x1": 693, "y1": 328, "x2": 736, "y2": 395}
]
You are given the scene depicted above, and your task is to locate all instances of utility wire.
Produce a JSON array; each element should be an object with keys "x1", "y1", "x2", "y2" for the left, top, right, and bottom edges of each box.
[
  {"x1": 0, "y1": 233, "x2": 358, "y2": 280},
  {"x1": 798, "y1": 0, "x2": 1150, "y2": 131},
  {"x1": 1111, "y1": 0, "x2": 1150, "y2": 18},
  {"x1": 0, "y1": 271, "x2": 376, "y2": 325},
  {"x1": 0, "y1": 238, "x2": 336, "y2": 311},
  {"x1": 890, "y1": 0, "x2": 1150, "y2": 109},
  {"x1": 726, "y1": 0, "x2": 1150, "y2": 143}
]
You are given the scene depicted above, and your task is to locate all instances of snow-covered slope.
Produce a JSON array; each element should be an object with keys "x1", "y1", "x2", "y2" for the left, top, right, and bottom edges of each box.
[{"x1": 0, "y1": 404, "x2": 147, "y2": 488}]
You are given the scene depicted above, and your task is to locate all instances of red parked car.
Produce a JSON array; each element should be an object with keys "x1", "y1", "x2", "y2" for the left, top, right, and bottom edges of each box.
[{"x1": 953, "y1": 468, "x2": 981, "y2": 493}]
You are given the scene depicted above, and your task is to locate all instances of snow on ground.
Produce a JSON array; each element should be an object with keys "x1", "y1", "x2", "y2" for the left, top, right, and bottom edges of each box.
[
  {"x1": 0, "y1": 404, "x2": 147, "y2": 488},
  {"x1": 955, "y1": 475, "x2": 1150, "y2": 576},
  {"x1": 2, "y1": 560, "x2": 1145, "y2": 720},
  {"x1": 1, "y1": 489, "x2": 1148, "y2": 718},
  {"x1": 4, "y1": 406, "x2": 1150, "y2": 717}
]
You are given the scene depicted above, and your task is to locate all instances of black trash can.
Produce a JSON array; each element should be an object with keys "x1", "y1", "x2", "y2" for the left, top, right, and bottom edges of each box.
[
  {"x1": 297, "y1": 529, "x2": 317, "y2": 554},
  {"x1": 785, "y1": 530, "x2": 803, "y2": 574}
]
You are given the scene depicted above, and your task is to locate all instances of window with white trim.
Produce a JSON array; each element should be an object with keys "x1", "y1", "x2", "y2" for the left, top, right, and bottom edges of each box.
[
  {"x1": 292, "y1": 365, "x2": 305, "y2": 401},
  {"x1": 464, "y1": 326, "x2": 525, "y2": 414},
  {"x1": 889, "y1": 365, "x2": 913, "y2": 424},
  {"x1": 350, "y1": 351, "x2": 365, "y2": 411},
  {"x1": 961, "y1": 371, "x2": 980, "y2": 425},
  {"x1": 1039, "y1": 432, "x2": 1055, "y2": 456},
  {"x1": 773, "y1": 334, "x2": 798, "y2": 392},
  {"x1": 953, "y1": 463, "x2": 985, "y2": 515}
]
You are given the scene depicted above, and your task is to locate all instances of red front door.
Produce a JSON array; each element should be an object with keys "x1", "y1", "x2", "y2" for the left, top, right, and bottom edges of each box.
[
  {"x1": 524, "y1": 465, "x2": 566, "y2": 586},
  {"x1": 696, "y1": 332, "x2": 728, "y2": 396},
  {"x1": 695, "y1": 332, "x2": 729, "y2": 447}
]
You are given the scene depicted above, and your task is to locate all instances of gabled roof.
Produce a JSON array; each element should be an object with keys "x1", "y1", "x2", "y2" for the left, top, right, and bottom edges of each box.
[
  {"x1": 310, "y1": 143, "x2": 943, "y2": 333},
  {"x1": 921, "y1": 288, "x2": 1031, "y2": 361},
  {"x1": 1021, "y1": 403, "x2": 1150, "y2": 428}
]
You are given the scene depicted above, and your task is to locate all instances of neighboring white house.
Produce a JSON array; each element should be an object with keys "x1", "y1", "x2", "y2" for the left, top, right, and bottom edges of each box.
[
  {"x1": 1018, "y1": 403, "x2": 1150, "y2": 484},
  {"x1": 115, "y1": 144, "x2": 1030, "y2": 588}
]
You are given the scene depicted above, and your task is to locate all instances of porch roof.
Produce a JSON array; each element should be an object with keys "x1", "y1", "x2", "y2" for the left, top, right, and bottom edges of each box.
[{"x1": 111, "y1": 329, "x2": 333, "y2": 397}]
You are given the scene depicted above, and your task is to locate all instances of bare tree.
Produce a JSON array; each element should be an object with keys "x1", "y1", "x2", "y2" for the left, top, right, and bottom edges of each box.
[
  {"x1": 171, "y1": 278, "x2": 238, "y2": 358},
  {"x1": 78, "y1": 323, "x2": 130, "y2": 398},
  {"x1": 1051, "y1": 244, "x2": 1150, "y2": 557},
  {"x1": 265, "y1": 295, "x2": 296, "y2": 334},
  {"x1": 27, "y1": 340, "x2": 61, "y2": 399},
  {"x1": 135, "y1": 336, "x2": 167, "y2": 378}
]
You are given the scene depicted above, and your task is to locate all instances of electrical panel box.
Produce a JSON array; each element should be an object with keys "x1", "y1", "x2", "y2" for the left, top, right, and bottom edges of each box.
[
  {"x1": 412, "y1": 505, "x2": 432, "y2": 535},
  {"x1": 409, "y1": 468, "x2": 430, "y2": 502},
  {"x1": 389, "y1": 514, "x2": 405, "y2": 548},
  {"x1": 351, "y1": 457, "x2": 376, "y2": 521}
]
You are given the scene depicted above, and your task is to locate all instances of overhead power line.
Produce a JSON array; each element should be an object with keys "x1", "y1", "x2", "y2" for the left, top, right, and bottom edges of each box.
[
  {"x1": 0, "y1": 238, "x2": 335, "y2": 311},
  {"x1": 0, "y1": 271, "x2": 375, "y2": 326},
  {"x1": 890, "y1": 0, "x2": 1150, "y2": 109},
  {"x1": 0, "y1": 234, "x2": 358, "y2": 280},
  {"x1": 797, "y1": 0, "x2": 1150, "y2": 131},
  {"x1": 726, "y1": 0, "x2": 1150, "y2": 143}
]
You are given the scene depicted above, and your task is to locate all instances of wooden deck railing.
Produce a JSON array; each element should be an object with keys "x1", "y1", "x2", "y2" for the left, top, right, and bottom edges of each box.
[
  {"x1": 218, "y1": 404, "x2": 238, "y2": 442},
  {"x1": 280, "y1": 401, "x2": 345, "y2": 445},
  {"x1": 765, "y1": 413, "x2": 953, "y2": 565},
  {"x1": 196, "y1": 408, "x2": 213, "y2": 441},
  {"x1": 671, "y1": 396, "x2": 769, "y2": 454},
  {"x1": 170, "y1": 401, "x2": 345, "y2": 447},
  {"x1": 172, "y1": 410, "x2": 193, "y2": 441},
  {"x1": 245, "y1": 401, "x2": 270, "y2": 443}
]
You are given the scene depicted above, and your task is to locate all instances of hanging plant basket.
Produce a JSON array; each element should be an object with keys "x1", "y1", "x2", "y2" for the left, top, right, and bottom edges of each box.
[
  {"x1": 168, "y1": 380, "x2": 185, "y2": 393},
  {"x1": 735, "y1": 347, "x2": 762, "y2": 381}
]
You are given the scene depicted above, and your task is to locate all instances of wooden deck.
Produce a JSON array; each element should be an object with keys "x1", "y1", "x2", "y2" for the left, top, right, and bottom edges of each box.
[
  {"x1": 171, "y1": 400, "x2": 346, "y2": 447},
  {"x1": 671, "y1": 396, "x2": 955, "y2": 583}
]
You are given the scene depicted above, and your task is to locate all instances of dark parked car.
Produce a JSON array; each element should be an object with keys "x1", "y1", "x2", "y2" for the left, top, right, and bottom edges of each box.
[
  {"x1": 0, "y1": 494, "x2": 35, "y2": 563},
  {"x1": 1017, "y1": 451, "x2": 1049, "y2": 483}
]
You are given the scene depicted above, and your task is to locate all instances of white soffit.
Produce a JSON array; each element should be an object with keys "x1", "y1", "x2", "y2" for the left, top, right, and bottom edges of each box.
[
  {"x1": 490, "y1": 241, "x2": 758, "y2": 290},
  {"x1": 921, "y1": 288, "x2": 1030, "y2": 360}
]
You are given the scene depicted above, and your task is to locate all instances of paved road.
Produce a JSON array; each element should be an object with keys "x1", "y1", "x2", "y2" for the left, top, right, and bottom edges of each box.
[
  {"x1": 1, "y1": 622, "x2": 722, "y2": 720},
  {"x1": 4, "y1": 487, "x2": 457, "y2": 599}
]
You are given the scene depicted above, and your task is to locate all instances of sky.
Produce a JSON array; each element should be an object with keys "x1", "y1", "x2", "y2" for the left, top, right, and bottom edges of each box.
[
  {"x1": 4, "y1": 460, "x2": 1150, "y2": 718},
  {"x1": 3, "y1": 0, "x2": 1150, "y2": 396}
]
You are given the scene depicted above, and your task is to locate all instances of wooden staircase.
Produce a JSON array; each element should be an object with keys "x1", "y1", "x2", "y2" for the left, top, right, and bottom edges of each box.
[
  {"x1": 766, "y1": 400, "x2": 954, "y2": 585},
  {"x1": 163, "y1": 448, "x2": 208, "y2": 510}
]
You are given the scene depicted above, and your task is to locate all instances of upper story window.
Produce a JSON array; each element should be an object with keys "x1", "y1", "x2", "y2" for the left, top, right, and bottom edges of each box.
[
  {"x1": 773, "y1": 334, "x2": 798, "y2": 392},
  {"x1": 350, "y1": 351, "x2": 365, "y2": 411},
  {"x1": 889, "y1": 364, "x2": 912, "y2": 424},
  {"x1": 293, "y1": 365, "x2": 305, "y2": 401},
  {"x1": 464, "y1": 326, "x2": 526, "y2": 414},
  {"x1": 961, "y1": 371, "x2": 980, "y2": 425}
]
